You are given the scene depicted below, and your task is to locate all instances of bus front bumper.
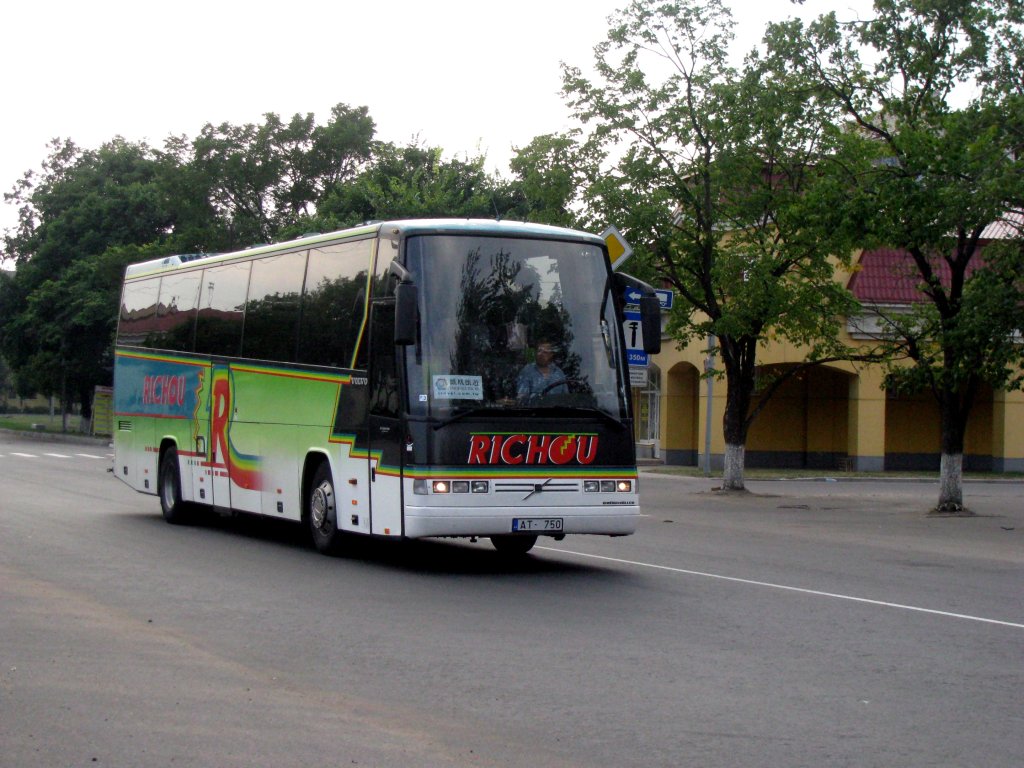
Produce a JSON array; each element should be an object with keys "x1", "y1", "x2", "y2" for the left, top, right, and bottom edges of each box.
[{"x1": 403, "y1": 505, "x2": 640, "y2": 539}]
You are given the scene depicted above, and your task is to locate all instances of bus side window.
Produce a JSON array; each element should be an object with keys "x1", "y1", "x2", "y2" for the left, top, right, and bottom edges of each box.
[
  {"x1": 242, "y1": 250, "x2": 307, "y2": 362},
  {"x1": 195, "y1": 262, "x2": 250, "y2": 358},
  {"x1": 299, "y1": 239, "x2": 373, "y2": 369},
  {"x1": 118, "y1": 278, "x2": 162, "y2": 348},
  {"x1": 152, "y1": 270, "x2": 201, "y2": 352}
]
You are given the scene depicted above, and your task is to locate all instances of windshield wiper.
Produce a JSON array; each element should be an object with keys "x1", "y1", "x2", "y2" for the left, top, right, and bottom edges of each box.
[
  {"x1": 522, "y1": 404, "x2": 627, "y2": 431},
  {"x1": 432, "y1": 404, "x2": 625, "y2": 431},
  {"x1": 432, "y1": 406, "x2": 509, "y2": 430}
]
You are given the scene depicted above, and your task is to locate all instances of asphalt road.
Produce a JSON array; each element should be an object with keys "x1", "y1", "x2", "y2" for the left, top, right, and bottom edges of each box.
[{"x1": 1, "y1": 432, "x2": 1022, "y2": 768}]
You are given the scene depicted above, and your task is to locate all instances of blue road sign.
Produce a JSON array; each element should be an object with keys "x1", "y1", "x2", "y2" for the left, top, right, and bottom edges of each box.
[
  {"x1": 627, "y1": 350, "x2": 648, "y2": 366},
  {"x1": 625, "y1": 287, "x2": 673, "y2": 309}
]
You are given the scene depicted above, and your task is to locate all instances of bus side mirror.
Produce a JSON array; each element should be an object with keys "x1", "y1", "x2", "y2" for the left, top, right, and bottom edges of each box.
[
  {"x1": 394, "y1": 282, "x2": 418, "y2": 346},
  {"x1": 639, "y1": 295, "x2": 661, "y2": 354}
]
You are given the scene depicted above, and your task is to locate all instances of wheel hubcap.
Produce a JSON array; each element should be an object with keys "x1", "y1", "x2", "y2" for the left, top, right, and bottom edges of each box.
[{"x1": 311, "y1": 481, "x2": 334, "y2": 532}]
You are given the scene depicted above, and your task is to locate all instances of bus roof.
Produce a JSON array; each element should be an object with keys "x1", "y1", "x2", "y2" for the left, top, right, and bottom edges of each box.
[{"x1": 123, "y1": 219, "x2": 605, "y2": 279}]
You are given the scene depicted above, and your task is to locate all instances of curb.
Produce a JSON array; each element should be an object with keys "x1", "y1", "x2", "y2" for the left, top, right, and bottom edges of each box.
[
  {"x1": 638, "y1": 468, "x2": 1023, "y2": 484},
  {"x1": 0, "y1": 427, "x2": 111, "y2": 447}
]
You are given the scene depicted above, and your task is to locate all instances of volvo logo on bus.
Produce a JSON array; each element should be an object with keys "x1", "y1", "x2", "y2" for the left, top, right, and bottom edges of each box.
[{"x1": 467, "y1": 434, "x2": 599, "y2": 465}]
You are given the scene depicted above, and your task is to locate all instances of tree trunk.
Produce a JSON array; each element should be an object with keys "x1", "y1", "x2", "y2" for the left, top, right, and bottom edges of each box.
[
  {"x1": 80, "y1": 384, "x2": 93, "y2": 421},
  {"x1": 719, "y1": 337, "x2": 756, "y2": 492},
  {"x1": 937, "y1": 452, "x2": 964, "y2": 512},
  {"x1": 936, "y1": 378, "x2": 972, "y2": 513},
  {"x1": 722, "y1": 443, "x2": 746, "y2": 490}
]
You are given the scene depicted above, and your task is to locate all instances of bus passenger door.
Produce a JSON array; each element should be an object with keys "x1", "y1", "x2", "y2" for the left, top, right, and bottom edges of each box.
[
  {"x1": 205, "y1": 362, "x2": 233, "y2": 511},
  {"x1": 367, "y1": 301, "x2": 404, "y2": 536}
]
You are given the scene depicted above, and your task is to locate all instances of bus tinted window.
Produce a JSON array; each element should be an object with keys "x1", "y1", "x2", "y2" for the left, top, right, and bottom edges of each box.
[
  {"x1": 299, "y1": 239, "x2": 373, "y2": 369},
  {"x1": 118, "y1": 278, "x2": 162, "y2": 347},
  {"x1": 152, "y1": 270, "x2": 202, "y2": 351},
  {"x1": 242, "y1": 250, "x2": 307, "y2": 362},
  {"x1": 195, "y1": 261, "x2": 251, "y2": 357}
]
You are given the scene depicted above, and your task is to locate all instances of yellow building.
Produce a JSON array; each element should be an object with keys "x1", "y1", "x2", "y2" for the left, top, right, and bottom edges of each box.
[{"x1": 639, "y1": 242, "x2": 1024, "y2": 473}]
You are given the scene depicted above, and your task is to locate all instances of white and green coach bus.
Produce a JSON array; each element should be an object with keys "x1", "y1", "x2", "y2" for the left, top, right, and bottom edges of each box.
[{"x1": 113, "y1": 219, "x2": 661, "y2": 555}]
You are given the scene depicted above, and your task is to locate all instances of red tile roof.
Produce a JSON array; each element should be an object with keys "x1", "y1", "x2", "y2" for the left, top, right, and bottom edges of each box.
[
  {"x1": 848, "y1": 213, "x2": 1021, "y2": 304},
  {"x1": 848, "y1": 247, "x2": 980, "y2": 303}
]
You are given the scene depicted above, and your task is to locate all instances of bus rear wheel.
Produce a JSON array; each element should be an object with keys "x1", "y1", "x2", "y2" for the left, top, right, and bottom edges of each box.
[
  {"x1": 490, "y1": 534, "x2": 538, "y2": 555},
  {"x1": 158, "y1": 447, "x2": 193, "y2": 525},
  {"x1": 308, "y1": 462, "x2": 345, "y2": 555}
]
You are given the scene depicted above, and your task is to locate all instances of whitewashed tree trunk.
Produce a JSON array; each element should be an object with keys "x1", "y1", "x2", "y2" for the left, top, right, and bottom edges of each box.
[
  {"x1": 937, "y1": 452, "x2": 964, "y2": 512},
  {"x1": 722, "y1": 443, "x2": 746, "y2": 491}
]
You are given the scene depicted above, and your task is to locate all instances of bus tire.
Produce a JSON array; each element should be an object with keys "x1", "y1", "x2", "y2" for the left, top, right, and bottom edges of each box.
[
  {"x1": 308, "y1": 461, "x2": 345, "y2": 555},
  {"x1": 490, "y1": 534, "x2": 538, "y2": 555},
  {"x1": 158, "y1": 447, "x2": 193, "y2": 525}
]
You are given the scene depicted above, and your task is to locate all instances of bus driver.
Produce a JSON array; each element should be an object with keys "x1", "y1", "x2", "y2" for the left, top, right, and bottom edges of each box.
[{"x1": 516, "y1": 340, "x2": 568, "y2": 402}]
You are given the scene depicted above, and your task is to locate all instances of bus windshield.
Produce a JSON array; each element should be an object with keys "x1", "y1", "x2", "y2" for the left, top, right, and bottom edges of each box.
[{"x1": 405, "y1": 234, "x2": 627, "y2": 421}]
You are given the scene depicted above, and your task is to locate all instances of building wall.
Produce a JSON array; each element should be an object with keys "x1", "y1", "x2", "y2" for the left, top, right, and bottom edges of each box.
[
  {"x1": 745, "y1": 365, "x2": 851, "y2": 469},
  {"x1": 885, "y1": 385, "x2": 995, "y2": 471},
  {"x1": 652, "y1": 329, "x2": 1023, "y2": 473}
]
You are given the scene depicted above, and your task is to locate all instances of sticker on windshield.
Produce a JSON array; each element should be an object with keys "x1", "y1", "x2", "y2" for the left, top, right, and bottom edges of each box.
[{"x1": 432, "y1": 375, "x2": 484, "y2": 400}]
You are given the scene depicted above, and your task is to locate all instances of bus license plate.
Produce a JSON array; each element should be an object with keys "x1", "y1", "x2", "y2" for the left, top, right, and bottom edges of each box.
[{"x1": 512, "y1": 517, "x2": 563, "y2": 532}]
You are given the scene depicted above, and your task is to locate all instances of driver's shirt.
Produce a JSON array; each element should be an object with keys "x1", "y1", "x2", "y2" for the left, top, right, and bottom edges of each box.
[{"x1": 516, "y1": 363, "x2": 567, "y2": 401}]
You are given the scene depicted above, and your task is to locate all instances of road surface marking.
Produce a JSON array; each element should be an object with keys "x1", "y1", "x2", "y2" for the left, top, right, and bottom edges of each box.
[
  {"x1": 44, "y1": 452, "x2": 71, "y2": 458},
  {"x1": 11, "y1": 452, "x2": 37, "y2": 458},
  {"x1": 539, "y1": 546, "x2": 1024, "y2": 630},
  {"x1": 75, "y1": 453, "x2": 106, "y2": 459}
]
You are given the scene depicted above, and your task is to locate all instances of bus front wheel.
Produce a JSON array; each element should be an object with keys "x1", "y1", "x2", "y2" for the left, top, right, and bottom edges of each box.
[
  {"x1": 490, "y1": 534, "x2": 538, "y2": 555},
  {"x1": 158, "y1": 447, "x2": 193, "y2": 525},
  {"x1": 308, "y1": 462, "x2": 345, "y2": 555}
]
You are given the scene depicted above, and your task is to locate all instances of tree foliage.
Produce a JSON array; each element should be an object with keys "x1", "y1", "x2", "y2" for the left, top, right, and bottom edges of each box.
[
  {"x1": 563, "y1": 0, "x2": 865, "y2": 489},
  {"x1": 767, "y1": 0, "x2": 1024, "y2": 509},
  {"x1": 1, "y1": 139, "x2": 175, "y2": 418}
]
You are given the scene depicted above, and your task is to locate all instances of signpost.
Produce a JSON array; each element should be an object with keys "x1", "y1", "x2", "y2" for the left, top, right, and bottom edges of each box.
[{"x1": 602, "y1": 225, "x2": 677, "y2": 393}]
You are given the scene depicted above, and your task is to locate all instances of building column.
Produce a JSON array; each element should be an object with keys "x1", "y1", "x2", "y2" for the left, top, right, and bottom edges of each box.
[
  {"x1": 847, "y1": 368, "x2": 886, "y2": 472},
  {"x1": 992, "y1": 389, "x2": 1024, "y2": 473},
  {"x1": 697, "y1": 369, "x2": 726, "y2": 472}
]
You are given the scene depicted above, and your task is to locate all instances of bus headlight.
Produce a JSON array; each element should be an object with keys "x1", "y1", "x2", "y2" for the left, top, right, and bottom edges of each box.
[
  {"x1": 584, "y1": 479, "x2": 634, "y2": 493},
  {"x1": 414, "y1": 479, "x2": 486, "y2": 495}
]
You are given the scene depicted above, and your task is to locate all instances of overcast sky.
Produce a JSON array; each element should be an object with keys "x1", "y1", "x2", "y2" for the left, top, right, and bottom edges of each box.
[{"x1": 1, "y1": 0, "x2": 869, "y2": 248}]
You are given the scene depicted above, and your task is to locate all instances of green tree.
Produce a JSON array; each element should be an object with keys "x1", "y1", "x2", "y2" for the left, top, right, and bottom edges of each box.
[
  {"x1": 188, "y1": 103, "x2": 375, "y2": 248},
  {"x1": 769, "y1": 0, "x2": 1024, "y2": 510},
  {"x1": 508, "y1": 132, "x2": 597, "y2": 227},
  {"x1": 1, "y1": 139, "x2": 174, "y2": 420},
  {"x1": 318, "y1": 141, "x2": 505, "y2": 225},
  {"x1": 3, "y1": 138, "x2": 173, "y2": 270},
  {"x1": 563, "y1": 0, "x2": 864, "y2": 489}
]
